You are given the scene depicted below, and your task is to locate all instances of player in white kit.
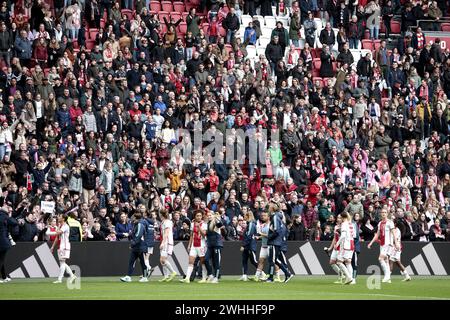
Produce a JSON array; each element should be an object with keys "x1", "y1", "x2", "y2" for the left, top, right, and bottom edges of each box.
[
  {"x1": 368, "y1": 208, "x2": 398, "y2": 283},
  {"x1": 180, "y1": 210, "x2": 209, "y2": 283},
  {"x1": 389, "y1": 219, "x2": 411, "y2": 282},
  {"x1": 252, "y1": 211, "x2": 269, "y2": 281},
  {"x1": 158, "y1": 209, "x2": 177, "y2": 282},
  {"x1": 325, "y1": 214, "x2": 344, "y2": 284},
  {"x1": 51, "y1": 215, "x2": 76, "y2": 284},
  {"x1": 335, "y1": 212, "x2": 355, "y2": 285}
]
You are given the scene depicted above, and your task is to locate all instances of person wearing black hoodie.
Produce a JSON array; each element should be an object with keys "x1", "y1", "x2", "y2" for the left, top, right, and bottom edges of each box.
[
  {"x1": 265, "y1": 36, "x2": 283, "y2": 76},
  {"x1": 289, "y1": 214, "x2": 307, "y2": 240}
]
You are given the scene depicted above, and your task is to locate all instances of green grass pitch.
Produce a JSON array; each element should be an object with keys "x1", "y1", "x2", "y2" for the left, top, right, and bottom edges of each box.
[{"x1": 1, "y1": 276, "x2": 450, "y2": 300}]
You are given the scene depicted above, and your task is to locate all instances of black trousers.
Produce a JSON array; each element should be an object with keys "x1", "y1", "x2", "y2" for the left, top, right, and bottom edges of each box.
[
  {"x1": 351, "y1": 251, "x2": 359, "y2": 278},
  {"x1": 127, "y1": 250, "x2": 147, "y2": 277},
  {"x1": 0, "y1": 249, "x2": 9, "y2": 280},
  {"x1": 242, "y1": 248, "x2": 258, "y2": 275},
  {"x1": 205, "y1": 246, "x2": 222, "y2": 278},
  {"x1": 268, "y1": 245, "x2": 291, "y2": 278}
]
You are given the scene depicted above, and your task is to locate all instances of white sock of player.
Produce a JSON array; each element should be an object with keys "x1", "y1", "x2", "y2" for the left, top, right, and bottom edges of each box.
[
  {"x1": 346, "y1": 263, "x2": 353, "y2": 279},
  {"x1": 144, "y1": 259, "x2": 151, "y2": 271},
  {"x1": 331, "y1": 264, "x2": 340, "y2": 275},
  {"x1": 202, "y1": 265, "x2": 208, "y2": 280},
  {"x1": 380, "y1": 260, "x2": 390, "y2": 279},
  {"x1": 165, "y1": 260, "x2": 175, "y2": 274},
  {"x1": 337, "y1": 262, "x2": 351, "y2": 279},
  {"x1": 65, "y1": 264, "x2": 74, "y2": 277},
  {"x1": 185, "y1": 265, "x2": 193, "y2": 279},
  {"x1": 255, "y1": 269, "x2": 261, "y2": 278},
  {"x1": 58, "y1": 262, "x2": 67, "y2": 281}
]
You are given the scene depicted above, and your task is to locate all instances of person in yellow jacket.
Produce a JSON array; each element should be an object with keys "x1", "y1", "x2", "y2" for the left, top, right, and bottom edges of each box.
[{"x1": 416, "y1": 97, "x2": 432, "y2": 139}]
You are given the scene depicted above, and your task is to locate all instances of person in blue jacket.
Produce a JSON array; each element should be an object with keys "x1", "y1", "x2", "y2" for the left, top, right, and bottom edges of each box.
[
  {"x1": 244, "y1": 21, "x2": 257, "y2": 45},
  {"x1": 239, "y1": 211, "x2": 258, "y2": 281},
  {"x1": 0, "y1": 198, "x2": 17, "y2": 283},
  {"x1": 266, "y1": 203, "x2": 293, "y2": 283},
  {"x1": 142, "y1": 210, "x2": 156, "y2": 279},
  {"x1": 120, "y1": 212, "x2": 148, "y2": 283},
  {"x1": 205, "y1": 210, "x2": 224, "y2": 283}
]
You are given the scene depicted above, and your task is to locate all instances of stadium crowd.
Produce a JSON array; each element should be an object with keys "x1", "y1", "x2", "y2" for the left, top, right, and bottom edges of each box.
[{"x1": 0, "y1": 0, "x2": 449, "y2": 247}]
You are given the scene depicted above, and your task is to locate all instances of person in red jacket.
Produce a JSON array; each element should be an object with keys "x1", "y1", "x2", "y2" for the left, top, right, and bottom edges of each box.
[
  {"x1": 248, "y1": 168, "x2": 262, "y2": 201},
  {"x1": 69, "y1": 99, "x2": 83, "y2": 124},
  {"x1": 307, "y1": 172, "x2": 323, "y2": 207},
  {"x1": 33, "y1": 37, "x2": 48, "y2": 68}
]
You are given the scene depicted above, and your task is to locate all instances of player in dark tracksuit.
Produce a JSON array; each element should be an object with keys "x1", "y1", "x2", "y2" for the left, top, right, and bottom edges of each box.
[
  {"x1": 266, "y1": 204, "x2": 293, "y2": 283},
  {"x1": 351, "y1": 215, "x2": 361, "y2": 284},
  {"x1": 239, "y1": 212, "x2": 258, "y2": 281},
  {"x1": 205, "y1": 211, "x2": 224, "y2": 283},
  {"x1": 142, "y1": 213, "x2": 156, "y2": 279},
  {"x1": 120, "y1": 213, "x2": 148, "y2": 282}
]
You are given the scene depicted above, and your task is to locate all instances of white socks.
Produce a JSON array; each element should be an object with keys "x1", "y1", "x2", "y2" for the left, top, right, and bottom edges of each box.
[
  {"x1": 331, "y1": 264, "x2": 340, "y2": 275},
  {"x1": 255, "y1": 269, "x2": 261, "y2": 278},
  {"x1": 202, "y1": 265, "x2": 208, "y2": 280},
  {"x1": 337, "y1": 262, "x2": 351, "y2": 280},
  {"x1": 380, "y1": 259, "x2": 390, "y2": 279},
  {"x1": 58, "y1": 262, "x2": 74, "y2": 281},
  {"x1": 144, "y1": 259, "x2": 151, "y2": 271},
  {"x1": 185, "y1": 265, "x2": 194, "y2": 279},
  {"x1": 346, "y1": 263, "x2": 353, "y2": 278},
  {"x1": 164, "y1": 261, "x2": 175, "y2": 274}
]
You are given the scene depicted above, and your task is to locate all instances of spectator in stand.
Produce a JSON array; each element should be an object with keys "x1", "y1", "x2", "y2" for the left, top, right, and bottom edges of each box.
[{"x1": 223, "y1": 7, "x2": 240, "y2": 45}]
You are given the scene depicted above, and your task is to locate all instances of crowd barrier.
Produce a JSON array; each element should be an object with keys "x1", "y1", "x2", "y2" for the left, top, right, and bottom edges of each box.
[{"x1": 5, "y1": 241, "x2": 449, "y2": 278}]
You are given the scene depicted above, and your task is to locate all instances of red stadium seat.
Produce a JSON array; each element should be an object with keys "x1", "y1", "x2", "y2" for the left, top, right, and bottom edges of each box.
[
  {"x1": 158, "y1": 11, "x2": 170, "y2": 22},
  {"x1": 364, "y1": 29, "x2": 370, "y2": 40},
  {"x1": 182, "y1": 12, "x2": 189, "y2": 21},
  {"x1": 173, "y1": 2, "x2": 186, "y2": 13},
  {"x1": 171, "y1": 12, "x2": 182, "y2": 22},
  {"x1": 85, "y1": 40, "x2": 96, "y2": 51},
  {"x1": 189, "y1": 0, "x2": 201, "y2": 6},
  {"x1": 441, "y1": 23, "x2": 450, "y2": 31},
  {"x1": 89, "y1": 28, "x2": 99, "y2": 39},
  {"x1": 313, "y1": 58, "x2": 321, "y2": 71},
  {"x1": 121, "y1": 9, "x2": 134, "y2": 20},
  {"x1": 185, "y1": 2, "x2": 197, "y2": 12},
  {"x1": 362, "y1": 39, "x2": 373, "y2": 50},
  {"x1": 161, "y1": 1, "x2": 173, "y2": 12},
  {"x1": 323, "y1": 77, "x2": 331, "y2": 87},
  {"x1": 160, "y1": 23, "x2": 168, "y2": 34},
  {"x1": 100, "y1": 18, "x2": 105, "y2": 28},
  {"x1": 332, "y1": 62, "x2": 337, "y2": 72},
  {"x1": 391, "y1": 20, "x2": 401, "y2": 34},
  {"x1": 178, "y1": 22, "x2": 187, "y2": 35},
  {"x1": 150, "y1": 1, "x2": 161, "y2": 12}
]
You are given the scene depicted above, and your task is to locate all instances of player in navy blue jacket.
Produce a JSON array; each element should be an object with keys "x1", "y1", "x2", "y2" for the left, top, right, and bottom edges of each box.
[
  {"x1": 351, "y1": 212, "x2": 361, "y2": 284},
  {"x1": 142, "y1": 211, "x2": 156, "y2": 279},
  {"x1": 205, "y1": 211, "x2": 224, "y2": 283},
  {"x1": 266, "y1": 203, "x2": 293, "y2": 283},
  {"x1": 120, "y1": 213, "x2": 148, "y2": 283},
  {"x1": 239, "y1": 211, "x2": 258, "y2": 281},
  {"x1": 0, "y1": 202, "x2": 18, "y2": 283}
]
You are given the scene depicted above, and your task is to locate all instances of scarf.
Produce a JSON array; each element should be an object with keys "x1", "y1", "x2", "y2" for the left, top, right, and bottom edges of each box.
[{"x1": 416, "y1": 33, "x2": 424, "y2": 50}]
